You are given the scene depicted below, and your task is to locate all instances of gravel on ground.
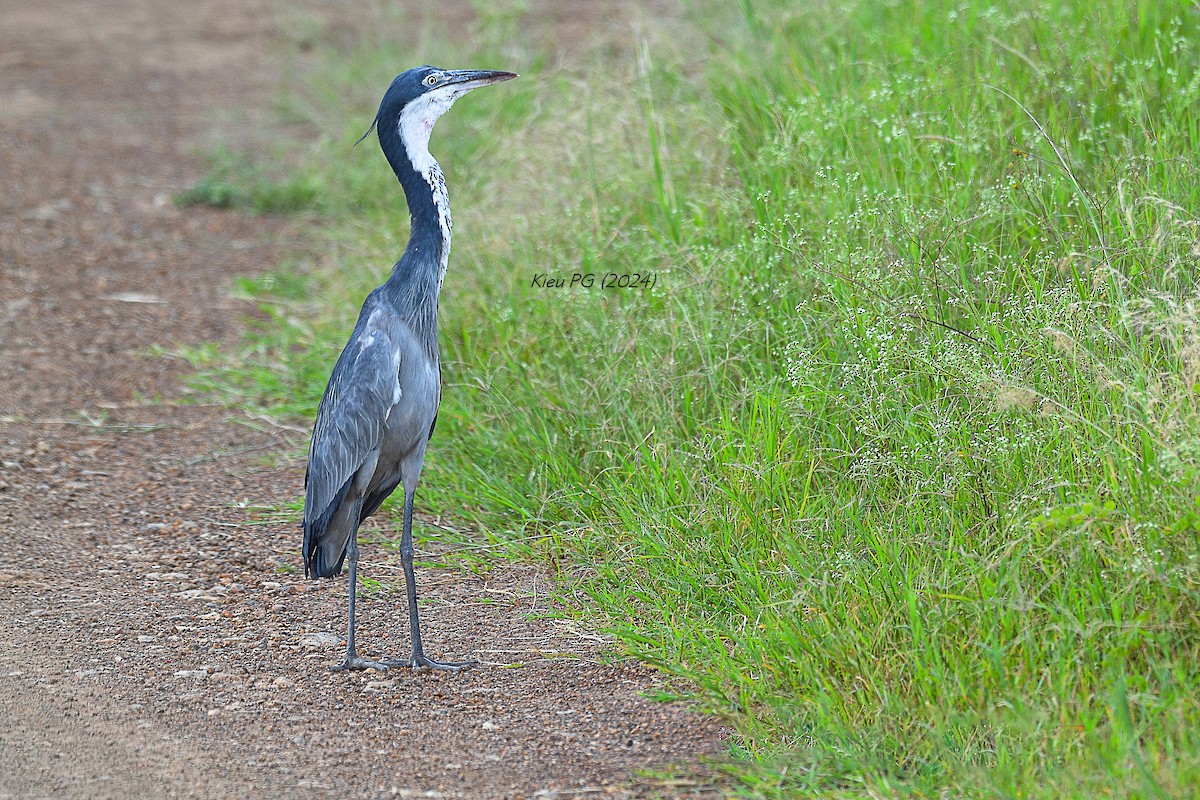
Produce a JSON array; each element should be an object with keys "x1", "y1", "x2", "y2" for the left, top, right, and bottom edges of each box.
[{"x1": 0, "y1": 2, "x2": 724, "y2": 796}]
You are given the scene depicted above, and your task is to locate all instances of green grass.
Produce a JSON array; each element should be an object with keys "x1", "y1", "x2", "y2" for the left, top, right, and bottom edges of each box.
[
  {"x1": 174, "y1": 145, "x2": 324, "y2": 213},
  {"x1": 187, "y1": 0, "x2": 1200, "y2": 795}
]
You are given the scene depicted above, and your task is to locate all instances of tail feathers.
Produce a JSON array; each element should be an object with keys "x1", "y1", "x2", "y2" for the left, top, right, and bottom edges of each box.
[
  {"x1": 303, "y1": 475, "x2": 353, "y2": 579},
  {"x1": 304, "y1": 532, "x2": 349, "y2": 578}
]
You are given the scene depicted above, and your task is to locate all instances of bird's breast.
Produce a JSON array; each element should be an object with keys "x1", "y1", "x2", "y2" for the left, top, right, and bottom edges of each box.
[{"x1": 381, "y1": 351, "x2": 439, "y2": 449}]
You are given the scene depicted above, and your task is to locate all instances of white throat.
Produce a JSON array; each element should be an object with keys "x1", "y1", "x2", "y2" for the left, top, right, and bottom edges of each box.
[
  {"x1": 396, "y1": 85, "x2": 473, "y2": 175},
  {"x1": 397, "y1": 89, "x2": 466, "y2": 293}
]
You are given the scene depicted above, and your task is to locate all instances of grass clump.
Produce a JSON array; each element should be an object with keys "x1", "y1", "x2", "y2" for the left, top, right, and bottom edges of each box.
[
  {"x1": 194, "y1": 0, "x2": 1200, "y2": 795},
  {"x1": 175, "y1": 145, "x2": 323, "y2": 213}
]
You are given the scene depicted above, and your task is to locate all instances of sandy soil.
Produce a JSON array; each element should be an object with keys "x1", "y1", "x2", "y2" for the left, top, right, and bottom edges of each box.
[{"x1": 0, "y1": 1, "x2": 725, "y2": 796}]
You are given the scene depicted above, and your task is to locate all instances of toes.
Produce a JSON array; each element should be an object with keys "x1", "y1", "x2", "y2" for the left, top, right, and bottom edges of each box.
[
  {"x1": 330, "y1": 657, "x2": 392, "y2": 672},
  {"x1": 329, "y1": 655, "x2": 476, "y2": 672},
  {"x1": 415, "y1": 656, "x2": 477, "y2": 672}
]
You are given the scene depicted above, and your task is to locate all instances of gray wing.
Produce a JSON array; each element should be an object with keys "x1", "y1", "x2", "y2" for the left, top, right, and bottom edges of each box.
[{"x1": 303, "y1": 310, "x2": 401, "y2": 567}]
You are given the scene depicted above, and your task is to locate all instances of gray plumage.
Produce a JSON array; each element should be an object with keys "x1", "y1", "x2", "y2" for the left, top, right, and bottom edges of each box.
[{"x1": 302, "y1": 66, "x2": 516, "y2": 673}]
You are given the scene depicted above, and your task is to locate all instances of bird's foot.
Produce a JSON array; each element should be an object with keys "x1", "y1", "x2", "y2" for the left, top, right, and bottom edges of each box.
[
  {"x1": 405, "y1": 653, "x2": 478, "y2": 672},
  {"x1": 329, "y1": 653, "x2": 476, "y2": 673},
  {"x1": 329, "y1": 655, "x2": 394, "y2": 673}
]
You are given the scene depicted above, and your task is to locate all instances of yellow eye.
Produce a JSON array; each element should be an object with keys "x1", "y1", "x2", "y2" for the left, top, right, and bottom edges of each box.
[{"x1": 423, "y1": 74, "x2": 439, "y2": 87}]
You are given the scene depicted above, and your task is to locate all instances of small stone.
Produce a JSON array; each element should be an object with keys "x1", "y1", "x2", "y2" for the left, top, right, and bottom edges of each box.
[
  {"x1": 27, "y1": 204, "x2": 59, "y2": 222},
  {"x1": 300, "y1": 632, "x2": 341, "y2": 649},
  {"x1": 364, "y1": 679, "x2": 396, "y2": 691}
]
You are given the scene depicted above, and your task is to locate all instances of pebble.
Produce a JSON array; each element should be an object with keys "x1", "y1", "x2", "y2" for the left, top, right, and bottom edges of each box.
[
  {"x1": 176, "y1": 589, "x2": 217, "y2": 600},
  {"x1": 364, "y1": 679, "x2": 396, "y2": 691},
  {"x1": 300, "y1": 632, "x2": 341, "y2": 649}
]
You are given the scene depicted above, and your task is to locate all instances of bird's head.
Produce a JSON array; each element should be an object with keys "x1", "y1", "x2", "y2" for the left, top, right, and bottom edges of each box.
[{"x1": 360, "y1": 66, "x2": 518, "y2": 171}]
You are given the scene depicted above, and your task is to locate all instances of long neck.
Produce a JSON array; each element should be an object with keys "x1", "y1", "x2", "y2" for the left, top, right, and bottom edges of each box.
[{"x1": 376, "y1": 116, "x2": 452, "y2": 348}]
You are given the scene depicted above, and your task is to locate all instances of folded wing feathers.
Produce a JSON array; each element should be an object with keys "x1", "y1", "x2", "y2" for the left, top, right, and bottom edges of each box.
[{"x1": 303, "y1": 325, "x2": 402, "y2": 540}]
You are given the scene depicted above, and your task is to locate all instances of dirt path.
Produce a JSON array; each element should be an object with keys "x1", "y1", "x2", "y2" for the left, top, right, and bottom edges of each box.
[{"x1": 0, "y1": 2, "x2": 723, "y2": 796}]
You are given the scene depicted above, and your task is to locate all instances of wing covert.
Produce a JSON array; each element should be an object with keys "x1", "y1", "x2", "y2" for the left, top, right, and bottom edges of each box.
[{"x1": 303, "y1": 316, "x2": 402, "y2": 532}]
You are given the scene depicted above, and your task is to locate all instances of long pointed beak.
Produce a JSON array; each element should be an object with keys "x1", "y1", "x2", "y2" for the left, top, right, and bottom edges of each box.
[{"x1": 443, "y1": 69, "x2": 519, "y2": 91}]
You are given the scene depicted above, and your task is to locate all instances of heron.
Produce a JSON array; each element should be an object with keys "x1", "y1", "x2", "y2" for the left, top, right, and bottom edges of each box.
[{"x1": 302, "y1": 66, "x2": 517, "y2": 672}]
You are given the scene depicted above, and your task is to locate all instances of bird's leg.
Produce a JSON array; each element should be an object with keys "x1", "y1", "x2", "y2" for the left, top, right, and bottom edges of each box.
[
  {"x1": 395, "y1": 488, "x2": 476, "y2": 672},
  {"x1": 331, "y1": 527, "x2": 391, "y2": 673}
]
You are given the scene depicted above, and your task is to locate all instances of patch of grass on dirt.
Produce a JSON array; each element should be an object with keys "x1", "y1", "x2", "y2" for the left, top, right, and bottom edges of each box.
[
  {"x1": 176, "y1": 145, "x2": 323, "y2": 213},
  {"x1": 196, "y1": 0, "x2": 1200, "y2": 795}
]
